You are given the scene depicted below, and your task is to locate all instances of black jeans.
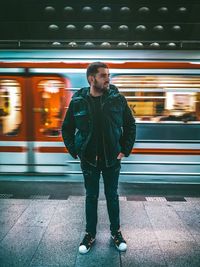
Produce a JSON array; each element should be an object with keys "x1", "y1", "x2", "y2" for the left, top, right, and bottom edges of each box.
[{"x1": 81, "y1": 159, "x2": 121, "y2": 237}]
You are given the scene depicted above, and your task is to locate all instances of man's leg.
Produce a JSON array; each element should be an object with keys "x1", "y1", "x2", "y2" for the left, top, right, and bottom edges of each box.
[
  {"x1": 81, "y1": 161, "x2": 101, "y2": 237},
  {"x1": 102, "y1": 160, "x2": 121, "y2": 235},
  {"x1": 102, "y1": 160, "x2": 127, "y2": 252}
]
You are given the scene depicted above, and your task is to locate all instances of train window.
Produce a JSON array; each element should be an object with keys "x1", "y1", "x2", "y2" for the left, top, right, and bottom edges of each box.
[
  {"x1": 37, "y1": 79, "x2": 66, "y2": 136},
  {"x1": 0, "y1": 79, "x2": 22, "y2": 136},
  {"x1": 111, "y1": 75, "x2": 200, "y2": 123}
]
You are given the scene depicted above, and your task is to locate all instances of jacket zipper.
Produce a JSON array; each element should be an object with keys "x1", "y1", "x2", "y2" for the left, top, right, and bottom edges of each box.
[
  {"x1": 90, "y1": 95, "x2": 98, "y2": 167},
  {"x1": 100, "y1": 95, "x2": 109, "y2": 167}
]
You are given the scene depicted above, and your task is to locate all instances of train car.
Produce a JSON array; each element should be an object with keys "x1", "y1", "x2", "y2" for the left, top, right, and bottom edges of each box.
[{"x1": 0, "y1": 50, "x2": 200, "y2": 183}]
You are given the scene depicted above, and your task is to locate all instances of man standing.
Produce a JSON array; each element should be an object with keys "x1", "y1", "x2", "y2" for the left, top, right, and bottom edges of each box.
[{"x1": 62, "y1": 62, "x2": 136, "y2": 254}]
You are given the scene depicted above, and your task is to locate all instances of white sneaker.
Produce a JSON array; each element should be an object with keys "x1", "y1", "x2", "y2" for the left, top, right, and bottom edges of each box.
[
  {"x1": 79, "y1": 233, "x2": 95, "y2": 254},
  {"x1": 111, "y1": 231, "x2": 127, "y2": 252}
]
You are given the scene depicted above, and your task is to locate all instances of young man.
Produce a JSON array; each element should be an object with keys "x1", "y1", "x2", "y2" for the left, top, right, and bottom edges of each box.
[{"x1": 62, "y1": 62, "x2": 136, "y2": 254}]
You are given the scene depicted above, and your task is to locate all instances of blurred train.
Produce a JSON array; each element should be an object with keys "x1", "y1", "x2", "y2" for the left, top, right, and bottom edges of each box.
[{"x1": 0, "y1": 50, "x2": 200, "y2": 183}]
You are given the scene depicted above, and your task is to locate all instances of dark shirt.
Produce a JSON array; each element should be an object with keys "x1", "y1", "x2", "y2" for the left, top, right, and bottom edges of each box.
[{"x1": 90, "y1": 95, "x2": 104, "y2": 160}]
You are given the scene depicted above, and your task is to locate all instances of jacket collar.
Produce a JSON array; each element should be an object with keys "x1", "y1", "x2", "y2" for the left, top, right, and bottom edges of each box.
[{"x1": 73, "y1": 84, "x2": 119, "y2": 101}]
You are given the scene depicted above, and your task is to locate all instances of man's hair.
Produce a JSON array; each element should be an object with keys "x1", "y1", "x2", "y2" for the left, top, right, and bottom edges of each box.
[{"x1": 86, "y1": 61, "x2": 108, "y2": 82}]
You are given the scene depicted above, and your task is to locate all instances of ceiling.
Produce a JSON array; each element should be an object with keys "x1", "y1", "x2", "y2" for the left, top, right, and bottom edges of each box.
[{"x1": 1, "y1": 0, "x2": 200, "y2": 50}]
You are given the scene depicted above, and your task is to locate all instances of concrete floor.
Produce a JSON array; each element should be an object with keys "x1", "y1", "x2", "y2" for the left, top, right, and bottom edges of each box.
[{"x1": 0, "y1": 194, "x2": 200, "y2": 267}]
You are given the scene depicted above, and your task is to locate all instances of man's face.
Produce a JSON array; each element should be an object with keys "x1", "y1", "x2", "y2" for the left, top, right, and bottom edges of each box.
[{"x1": 92, "y1": 67, "x2": 110, "y2": 93}]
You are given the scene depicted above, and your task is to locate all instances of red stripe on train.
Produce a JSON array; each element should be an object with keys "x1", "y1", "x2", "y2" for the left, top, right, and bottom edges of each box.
[
  {"x1": 1, "y1": 146, "x2": 200, "y2": 155},
  {"x1": 133, "y1": 148, "x2": 200, "y2": 155},
  {"x1": 34, "y1": 147, "x2": 200, "y2": 155},
  {"x1": 0, "y1": 147, "x2": 28, "y2": 152},
  {"x1": 0, "y1": 62, "x2": 200, "y2": 69}
]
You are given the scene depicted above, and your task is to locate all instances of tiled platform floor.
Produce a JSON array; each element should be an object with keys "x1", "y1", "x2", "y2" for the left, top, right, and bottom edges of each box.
[{"x1": 0, "y1": 196, "x2": 200, "y2": 267}]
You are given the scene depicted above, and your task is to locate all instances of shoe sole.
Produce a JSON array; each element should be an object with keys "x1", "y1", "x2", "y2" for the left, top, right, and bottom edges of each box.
[{"x1": 79, "y1": 247, "x2": 91, "y2": 254}]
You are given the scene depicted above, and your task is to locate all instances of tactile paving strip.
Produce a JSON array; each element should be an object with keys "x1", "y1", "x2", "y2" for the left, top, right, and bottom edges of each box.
[
  {"x1": 0, "y1": 194, "x2": 13, "y2": 198},
  {"x1": 29, "y1": 195, "x2": 50, "y2": 199},
  {"x1": 145, "y1": 197, "x2": 167, "y2": 202},
  {"x1": 0, "y1": 193, "x2": 199, "y2": 201}
]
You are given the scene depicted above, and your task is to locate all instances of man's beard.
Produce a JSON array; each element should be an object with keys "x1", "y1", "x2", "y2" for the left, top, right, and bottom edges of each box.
[{"x1": 93, "y1": 79, "x2": 109, "y2": 93}]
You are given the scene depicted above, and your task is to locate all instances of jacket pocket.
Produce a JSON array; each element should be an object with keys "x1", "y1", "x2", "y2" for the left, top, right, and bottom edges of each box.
[
  {"x1": 74, "y1": 110, "x2": 89, "y2": 131},
  {"x1": 75, "y1": 131, "x2": 86, "y2": 156},
  {"x1": 108, "y1": 106, "x2": 123, "y2": 126}
]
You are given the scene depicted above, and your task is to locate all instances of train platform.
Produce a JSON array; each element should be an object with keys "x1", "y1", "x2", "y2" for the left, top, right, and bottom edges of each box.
[{"x1": 0, "y1": 181, "x2": 200, "y2": 267}]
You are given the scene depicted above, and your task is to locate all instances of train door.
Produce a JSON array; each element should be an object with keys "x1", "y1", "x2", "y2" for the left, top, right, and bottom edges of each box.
[
  {"x1": 30, "y1": 76, "x2": 71, "y2": 174},
  {"x1": 0, "y1": 76, "x2": 28, "y2": 173}
]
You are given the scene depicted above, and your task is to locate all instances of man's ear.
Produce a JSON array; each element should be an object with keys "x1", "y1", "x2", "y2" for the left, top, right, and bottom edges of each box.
[{"x1": 88, "y1": 75, "x2": 94, "y2": 84}]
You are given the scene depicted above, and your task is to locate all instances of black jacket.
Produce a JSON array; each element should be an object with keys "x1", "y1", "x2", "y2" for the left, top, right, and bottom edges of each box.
[{"x1": 62, "y1": 84, "x2": 136, "y2": 167}]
